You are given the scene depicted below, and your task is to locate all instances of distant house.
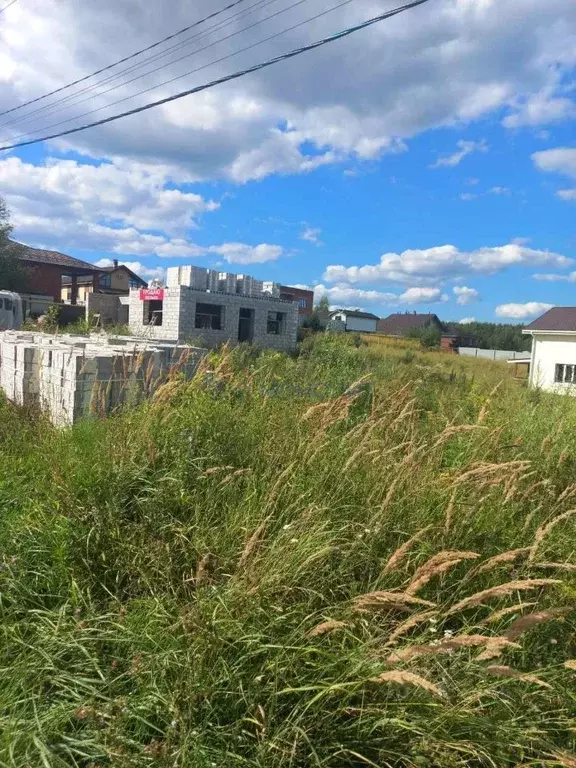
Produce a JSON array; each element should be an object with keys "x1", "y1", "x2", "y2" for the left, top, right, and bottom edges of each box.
[
  {"x1": 279, "y1": 285, "x2": 314, "y2": 320},
  {"x1": 440, "y1": 325, "x2": 477, "y2": 353},
  {"x1": 61, "y1": 260, "x2": 147, "y2": 303},
  {"x1": 330, "y1": 309, "x2": 379, "y2": 333},
  {"x1": 13, "y1": 241, "x2": 102, "y2": 304},
  {"x1": 377, "y1": 312, "x2": 443, "y2": 336},
  {"x1": 523, "y1": 307, "x2": 576, "y2": 393}
]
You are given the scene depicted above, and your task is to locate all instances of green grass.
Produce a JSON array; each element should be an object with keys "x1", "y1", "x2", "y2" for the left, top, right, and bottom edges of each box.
[{"x1": 1, "y1": 334, "x2": 576, "y2": 767}]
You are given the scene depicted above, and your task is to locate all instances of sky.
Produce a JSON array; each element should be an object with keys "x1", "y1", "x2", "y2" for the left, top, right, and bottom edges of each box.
[{"x1": 0, "y1": 0, "x2": 575, "y2": 323}]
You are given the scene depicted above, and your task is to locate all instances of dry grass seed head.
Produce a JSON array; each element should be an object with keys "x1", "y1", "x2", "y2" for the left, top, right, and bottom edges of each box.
[
  {"x1": 386, "y1": 610, "x2": 437, "y2": 646},
  {"x1": 475, "y1": 548, "x2": 531, "y2": 575},
  {"x1": 485, "y1": 665, "x2": 551, "y2": 689},
  {"x1": 447, "y1": 579, "x2": 562, "y2": 615},
  {"x1": 370, "y1": 670, "x2": 443, "y2": 697},
  {"x1": 480, "y1": 602, "x2": 536, "y2": 626},
  {"x1": 406, "y1": 550, "x2": 479, "y2": 595},
  {"x1": 307, "y1": 619, "x2": 349, "y2": 637},
  {"x1": 237, "y1": 519, "x2": 269, "y2": 574},
  {"x1": 194, "y1": 553, "x2": 213, "y2": 586},
  {"x1": 382, "y1": 526, "x2": 432, "y2": 574},
  {"x1": 353, "y1": 590, "x2": 435, "y2": 613},
  {"x1": 475, "y1": 637, "x2": 523, "y2": 661},
  {"x1": 530, "y1": 509, "x2": 576, "y2": 562},
  {"x1": 504, "y1": 608, "x2": 572, "y2": 640},
  {"x1": 564, "y1": 660, "x2": 576, "y2": 671},
  {"x1": 431, "y1": 424, "x2": 488, "y2": 449}
]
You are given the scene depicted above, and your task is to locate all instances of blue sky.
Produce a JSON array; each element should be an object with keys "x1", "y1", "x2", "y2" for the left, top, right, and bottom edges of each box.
[{"x1": 1, "y1": 0, "x2": 575, "y2": 323}]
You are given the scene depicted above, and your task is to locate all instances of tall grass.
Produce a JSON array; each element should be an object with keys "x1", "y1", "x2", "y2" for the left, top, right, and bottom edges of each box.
[{"x1": 1, "y1": 334, "x2": 575, "y2": 767}]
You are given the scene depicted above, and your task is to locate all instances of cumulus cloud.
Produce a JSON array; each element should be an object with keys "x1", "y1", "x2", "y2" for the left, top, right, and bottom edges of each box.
[
  {"x1": 495, "y1": 302, "x2": 553, "y2": 319},
  {"x1": 453, "y1": 286, "x2": 480, "y2": 305},
  {"x1": 323, "y1": 244, "x2": 572, "y2": 287},
  {"x1": 300, "y1": 226, "x2": 323, "y2": 246},
  {"x1": 313, "y1": 283, "x2": 448, "y2": 307},
  {"x1": 206, "y1": 243, "x2": 283, "y2": 265},
  {"x1": 400, "y1": 287, "x2": 448, "y2": 304},
  {"x1": 503, "y1": 87, "x2": 576, "y2": 128},
  {"x1": 431, "y1": 140, "x2": 488, "y2": 168},
  {"x1": 1, "y1": 0, "x2": 575, "y2": 181},
  {"x1": 459, "y1": 317, "x2": 476, "y2": 324},
  {"x1": 489, "y1": 186, "x2": 511, "y2": 196},
  {"x1": 532, "y1": 147, "x2": 576, "y2": 200}
]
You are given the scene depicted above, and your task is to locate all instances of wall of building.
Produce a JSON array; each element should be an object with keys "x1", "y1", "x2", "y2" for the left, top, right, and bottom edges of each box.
[
  {"x1": 86, "y1": 293, "x2": 128, "y2": 325},
  {"x1": 529, "y1": 334, "x2": 576, "y2": 393},
  {"x1": 24, "y1": 264, "x2": 63, "y2": 301},
  {"x1": 345, "y1": 316, "x2": 377, "y2": 333},
  {"x1": 128, "y1": 287, "x2": 298, "y2": 351},
  {"x1": 279, "y1": 286, "x2": 314, "y2": 317}
]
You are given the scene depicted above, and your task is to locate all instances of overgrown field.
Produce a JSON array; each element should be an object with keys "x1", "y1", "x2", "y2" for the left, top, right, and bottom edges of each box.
[{"x1": 1, "y1": 335, "x2": 576, "y2": 767}]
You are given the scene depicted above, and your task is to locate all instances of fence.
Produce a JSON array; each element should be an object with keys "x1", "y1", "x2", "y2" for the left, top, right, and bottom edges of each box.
[{"x1": 458, "y1": 347, "x2": 529, "y2": 361}]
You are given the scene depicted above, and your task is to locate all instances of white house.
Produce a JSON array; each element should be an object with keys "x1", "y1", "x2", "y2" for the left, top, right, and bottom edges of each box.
[
  {"x1": 524, "y1": 307, "x2": 576, "y2": 393},
  {"x1": 329, "y1": 309, "x2": 379, "y2": 333}
]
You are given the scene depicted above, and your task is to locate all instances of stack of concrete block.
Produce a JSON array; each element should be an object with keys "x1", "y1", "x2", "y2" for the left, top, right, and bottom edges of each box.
[
  {"x1": 206, "y1": 270, "x2": 219, "y2": 292},
  {"x1": 167, "y1": 265, "x2": 209, "y2": 290},
  {"x1": 218, "y1": 272, "x2": 238, "y2": 294},
  {"x1": 0, "y1": 330, "x2": 205, "y2": 426}
]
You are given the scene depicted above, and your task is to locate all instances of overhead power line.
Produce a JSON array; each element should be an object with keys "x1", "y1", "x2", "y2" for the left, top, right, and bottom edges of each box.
[
  {"x1": 0, "y1": 0, "x2": 18, "y2": 14},
  {"x1": 4, "y1": 0, "x2": 318, "y2": 142},
  {"x1": 0, "y1": 0, "x2": 250, "y2": 118},
  {"x1": 0, "y1": 0, "x2": 294, "y2": 132},
  {"x1": 0, "y1": 0, "x2": 432, "y2": 153}
]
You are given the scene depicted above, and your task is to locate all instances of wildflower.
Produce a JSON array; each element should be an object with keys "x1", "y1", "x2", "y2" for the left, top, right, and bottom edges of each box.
[
  {"x1": 290, "y1": 538, "x2": 299, "y2": 544},
  {"x1": 550, "y1": 638, "x2": 558, "y2": 645},
  {"x1": 443, "y1": 629, "x2": 454, "y2": 639},
  {"x1": 282, "y1": 523, "x2": 292, "y2": 530}
]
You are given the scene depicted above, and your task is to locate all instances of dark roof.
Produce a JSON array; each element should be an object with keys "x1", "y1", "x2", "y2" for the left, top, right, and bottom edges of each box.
[
  {"x1": 377, "y1": 312, "x2": 441, "y2": 335},
  {"x1": 12, "y1": 241, "x2": 102, "y2": 273},
  {"x1": 524, "y1": 307, "x2": 576, "y2": 332},
  {"x1": 61, "y1": 264, "x2": 147, "y2": 287},
  {"x1": 332, "y1": 309, "x2": 379, "y2": 320}
]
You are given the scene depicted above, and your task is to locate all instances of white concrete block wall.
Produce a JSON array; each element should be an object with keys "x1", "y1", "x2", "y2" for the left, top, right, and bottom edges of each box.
[
  {"x1": 529, "y1": 334, "x2": 576, "y2": 393},
  {"x1": 0, "y1": 330, "x2": 205, "y2": 426}
]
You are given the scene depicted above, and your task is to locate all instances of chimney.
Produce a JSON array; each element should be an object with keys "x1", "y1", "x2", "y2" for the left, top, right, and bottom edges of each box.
[{"x1": 113, "y1": 259, "x2": 118, "y2": 268}]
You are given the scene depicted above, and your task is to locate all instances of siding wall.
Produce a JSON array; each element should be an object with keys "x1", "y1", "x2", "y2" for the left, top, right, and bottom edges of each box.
[{"x1": 529, "y1": 335, "x2": 576, "y2": 393}]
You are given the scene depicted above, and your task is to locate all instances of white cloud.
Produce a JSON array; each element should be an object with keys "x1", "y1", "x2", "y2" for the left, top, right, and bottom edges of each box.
[
  {"x1": 532, "y1": 147, "x2": 576, "y2": 202},
  {"x1": 459, "y1": 317, "x2": 476, "y2": 324},
  {"x1": 532, "y1": 271, "x2": 576, "y2": 282},
  {"x1": 94, "y1": 258, "x2": 165, "y2": 283},
  {"x1": 400, "y1": 287, "x2": 448, "y2": 305},
  {"x1": 313, "y1": 284, "x2": 397, "y2": 306},
  {"x1": 532, "y1": 148, "x2": 576, "y2": 178},
  {"x1": 489, "y1": 186, "x2": 511, "y2": 195},
  {"x1": 453, "y1": 286, "x2": 480, "y2": 305},
  {"x1": 460, "y1": 192, "x2": 478, "y2": 201},
  {"x1": 495, "y1": 302, "x2": 554, "y2": 319},
  {"x1": 1, "y1": 0, "x2": 575, "y2": 181},
  {"x1": 431, "y1": 140, "x2": 488, "y2": 168},
  {"x1": 300, "y1": 226, "x2": 323, "y2": 246},
  {"x1": 206, "y1": 243, "x2": 283, "y2": 265},
  {"x1": 323, "y1": 244, "x2": 572, "y2": 287},
  {"x1": 503, "y1": 87, "x2": 576, "y2": 128}
]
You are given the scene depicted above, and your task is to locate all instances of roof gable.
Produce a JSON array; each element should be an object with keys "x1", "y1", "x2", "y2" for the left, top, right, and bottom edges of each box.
[
  {"x1": 12, "y1": 241, "x2": 101, "y2": 272},
  {"x1": 332, "y1": 309, "x2": 379, "y2": 320},
  {"x1": 377, "y1": 312, "x2": 441, "y2": 334}
]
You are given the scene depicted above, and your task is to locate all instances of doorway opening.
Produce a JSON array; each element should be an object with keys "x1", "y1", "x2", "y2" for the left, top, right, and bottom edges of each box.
[{"x1": 238, "y1": 307, "x2": 254, "y2": 342}]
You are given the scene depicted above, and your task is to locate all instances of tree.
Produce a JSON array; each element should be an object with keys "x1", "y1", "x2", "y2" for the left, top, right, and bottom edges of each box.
[
  {"x1": 0, "y1": 197, "x2": 28, "y2": 292},
  {"x1": 407, "y1": 324, "x2": 441, "y2": 348},
  {"x1": 316, "y1": 295, "x2": 330, "y2": 313}
]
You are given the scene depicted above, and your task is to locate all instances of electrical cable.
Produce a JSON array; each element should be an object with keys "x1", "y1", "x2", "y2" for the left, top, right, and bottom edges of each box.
[
  {"x1": 0, "y1": 0, "x2": 18, "y2": 14},
  {"x1": 3, "y1": 0, "x2": 354, "y2": 144},
  {"x1": 0, "y1": 0, "x2": 249, "y2": 117},
  {"x1": 0, "y1": 0, "x2": 284, "y2": 131},
  {"x1": 0, "y1": 0, "x2": 432, "y2": 153}
]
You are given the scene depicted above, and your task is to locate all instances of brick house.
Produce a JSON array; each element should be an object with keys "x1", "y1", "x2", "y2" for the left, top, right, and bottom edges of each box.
[
  {"x1": 279, "y1": 285, "x2": 314, "y2": 319},
  {"x1": 13, "y1": 241, "x2": 102, "y2": 304}
]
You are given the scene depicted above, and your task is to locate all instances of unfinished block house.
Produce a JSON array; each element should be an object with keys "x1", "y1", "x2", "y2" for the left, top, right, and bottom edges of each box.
[{"x1": 128, "y1": 266, "x2": 299, "y2": 352}]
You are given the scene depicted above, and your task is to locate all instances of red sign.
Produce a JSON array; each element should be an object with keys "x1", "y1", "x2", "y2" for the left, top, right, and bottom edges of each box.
[{"x1": 140, "y1": 288, "x2": 164, "y2": 301}]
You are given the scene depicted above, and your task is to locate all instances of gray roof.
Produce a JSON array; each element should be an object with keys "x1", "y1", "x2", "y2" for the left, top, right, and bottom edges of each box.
[
  {"x1": 524, "y1": 307, "x2": 576, "y2": 332},
  {"x1": 332, "y1": 309, "x2": 380, "y2": 320},
  {"x1": 377, "y1": 312, "x2": 441, "y2": 335},
  {"x1": 12, "y1": 241, "x2": 102, "y2": 273}
]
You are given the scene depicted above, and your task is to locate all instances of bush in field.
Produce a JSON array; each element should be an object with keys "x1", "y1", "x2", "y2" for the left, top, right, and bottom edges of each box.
[{"x1": 1, "y1": 335, "x2": 575, "y2": 767}]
